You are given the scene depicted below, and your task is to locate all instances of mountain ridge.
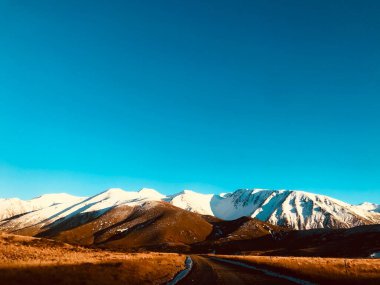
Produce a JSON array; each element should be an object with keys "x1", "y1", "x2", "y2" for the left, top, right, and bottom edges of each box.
[{"x1": 1, "y1": 188, "x2": 379, "y2": 230}]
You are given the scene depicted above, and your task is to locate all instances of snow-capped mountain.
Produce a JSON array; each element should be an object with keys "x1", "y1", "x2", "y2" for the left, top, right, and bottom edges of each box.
[
  {"x1": 1, "y1": 188, "x2": 379, "y2": 232},
  {"x1": 166, "y1": 189, "x2": 380, "y2": 230},
  {"x1": 356, "y1": 202, "x2": 380, "y2": 213},
  {"x1": 0, "y1": 188, "x2": 165, "y2": 235},
  {"x1": 0, "y1": 193, "x2": 84, "y2": 221}
]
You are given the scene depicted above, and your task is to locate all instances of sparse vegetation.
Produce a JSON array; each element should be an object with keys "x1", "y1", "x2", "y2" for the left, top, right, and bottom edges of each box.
[
  {"x1": 0, "y1": 232, "x2": 185, "y2": 285},
  {"x1": 215, "y1": 254, "x2": 380, "y2": 285}
]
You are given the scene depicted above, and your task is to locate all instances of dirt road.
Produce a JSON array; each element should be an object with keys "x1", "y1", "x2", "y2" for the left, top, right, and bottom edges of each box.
[{"x1": 177, "y1": 255, "x2": 298, "y2": 285}]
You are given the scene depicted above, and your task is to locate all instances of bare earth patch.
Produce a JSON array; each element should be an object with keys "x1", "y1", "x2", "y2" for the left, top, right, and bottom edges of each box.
[
  {"x1": 0, "y1": 232, "x2": 185, "y2": 285},
  {"x1": 214, "y1": 254, "x2": 380, "y2": 284}
]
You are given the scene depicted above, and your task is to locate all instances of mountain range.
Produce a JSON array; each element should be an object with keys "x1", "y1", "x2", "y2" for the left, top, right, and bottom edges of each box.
[
  {"x1": 1, "y1": 188, "x2": 379, "y2": 256},
  {"x1": 1, "y1": 188, "x2": 379, "y2": 232}
]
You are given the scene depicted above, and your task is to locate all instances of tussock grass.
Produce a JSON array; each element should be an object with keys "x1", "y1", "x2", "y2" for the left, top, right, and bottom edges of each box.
[
  {"x1": 0, "y1": 232, "x2": 185, "y2": 285},
  {"x1": 215, "y1": 254, "x2": 380, "y2": 285}
]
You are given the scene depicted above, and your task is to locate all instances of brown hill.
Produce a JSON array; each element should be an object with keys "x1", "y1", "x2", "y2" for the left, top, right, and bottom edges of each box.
[
  {"x1": 27, "y1": 201, "x2": 212, "y2": 250},
  {"x1": 6, "y1": 201, "x2": 280, "y2": 252}
]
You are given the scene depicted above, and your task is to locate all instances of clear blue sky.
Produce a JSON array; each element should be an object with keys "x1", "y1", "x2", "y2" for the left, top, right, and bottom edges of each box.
[{"x1": 0, "y1": 1, "x2": 379, "y2": 204}]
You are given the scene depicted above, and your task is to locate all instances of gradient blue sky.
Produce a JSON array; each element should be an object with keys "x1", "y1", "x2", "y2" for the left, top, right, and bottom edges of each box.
[{"x1": 0, "y1": 1, "x2": 379, "y2": 203}]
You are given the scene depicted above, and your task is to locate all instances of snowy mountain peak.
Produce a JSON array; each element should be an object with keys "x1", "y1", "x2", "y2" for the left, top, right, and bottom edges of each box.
[
  {"x1": 100, "y1": 188, "x2": 127, "y2": 196},
  {"x1": 138, "y1": 188, "x2": 165, "y2": 199}
]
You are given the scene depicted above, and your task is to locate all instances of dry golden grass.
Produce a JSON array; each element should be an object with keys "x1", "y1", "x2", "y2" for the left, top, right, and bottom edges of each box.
[
  {"x1": 0, "y1": 232, "x2": 185, "y2": 285},
  {"x1": 215, "y1": 254, "x2": 380, "y2": 284}
]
